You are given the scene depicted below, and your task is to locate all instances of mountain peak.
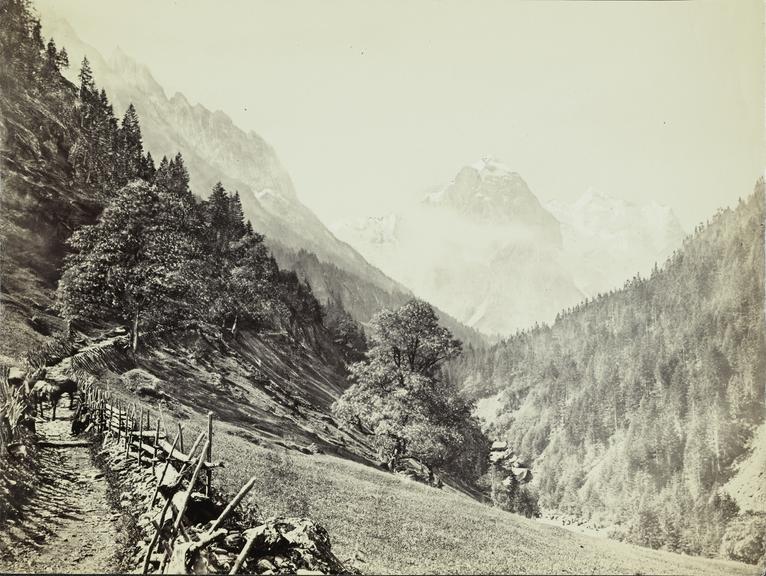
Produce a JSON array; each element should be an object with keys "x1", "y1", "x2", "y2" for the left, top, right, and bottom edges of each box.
[
  {"x1": 470, "y1": 157, "x2": 517, "y2": 176},
  {"x1": 108, "y1": 47, "x2": 165, "y2": 97},
  {"x1": 424, "y1": 159, "x2": 559, "y2": 240}
]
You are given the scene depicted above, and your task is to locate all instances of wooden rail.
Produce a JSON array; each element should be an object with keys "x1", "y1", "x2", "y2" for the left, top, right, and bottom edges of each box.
[
  {"x1": 76, "y1": 382, "x2": 263, "y2": 574},
  {"x1": 78, "y1": 383, "x2": 220, "y2": 475}
]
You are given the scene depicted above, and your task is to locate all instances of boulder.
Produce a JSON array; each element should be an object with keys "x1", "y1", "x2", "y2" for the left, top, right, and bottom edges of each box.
[
  {"x1": 393, "y1": 456, "x2": 442, "y2": 488},
  {"x1": 491, "y1": 440, "x2": 508, "y2": 451},
  {"x1": 511, "y1": 466, "x2": 532, "y2": 484}
]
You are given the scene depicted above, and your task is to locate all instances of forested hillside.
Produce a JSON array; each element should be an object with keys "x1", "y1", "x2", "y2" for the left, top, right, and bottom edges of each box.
[
  {"x1": 0, "y1": 0, "x2": 363, "y2": 366},
  {"x1": 457, "y1": 186, "x2": 765, "y2": 562}
]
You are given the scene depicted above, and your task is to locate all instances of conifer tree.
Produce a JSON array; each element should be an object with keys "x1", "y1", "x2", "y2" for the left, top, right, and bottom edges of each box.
[
  {"x1": 43, "y1": 38, "x2": 58, "y2": 74},
  {"x1": 116, "y1": 103, "x2": 143, "y2": 184},
  {"x1": 56, "y1": 46, "x2": 69, "y2": 70},
  {"x1": 140, "y1": 151, "x2": 156, "y2": 181},
  {"x1": 169, "y1": 152, "x2": 191, "y2": 197},
  {"x1": 208, "y1": 182, "x2": 230, "y2": 252},
  {"x1": 78, "y1": 56, "x2": 95, "y2": 102}
]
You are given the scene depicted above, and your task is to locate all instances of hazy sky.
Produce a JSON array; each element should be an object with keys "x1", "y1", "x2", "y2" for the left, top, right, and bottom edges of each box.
[{"x1": 37, "y1": 0, "x2": 764, "y2": 231}]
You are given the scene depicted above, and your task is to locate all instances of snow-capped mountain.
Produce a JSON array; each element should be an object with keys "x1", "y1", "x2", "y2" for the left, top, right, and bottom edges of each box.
[
  {"x1": 334, "y1": 159, "x2": 584, "y2": 335},
  {"x1": 425, "y1": 158, "x2": 561, "y2": 245},
  {"x1": 334, "y1": 160, "x2": 687, "y2": 335},
  {"x1": 546, "y1": 189, "x2": 686, "y2": 294}
]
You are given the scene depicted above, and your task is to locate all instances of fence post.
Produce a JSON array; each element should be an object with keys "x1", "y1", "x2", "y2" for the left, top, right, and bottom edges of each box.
[
  {"x1": 177, "y1": 422, "x2": 184, "y2": 454},
  {"x1": 206, "y1": 412, "x2": 213, "y2": 496},
  {"x1": 138, "y1": 408, "x2": 144, "y2": 466},
  {"x1": 152, "y1": 418, "x2": 160, "y2": 473}
]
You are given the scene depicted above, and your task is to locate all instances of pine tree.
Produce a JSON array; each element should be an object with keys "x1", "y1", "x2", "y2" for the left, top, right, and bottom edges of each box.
[
  {"x1": 154, "y1": 155, "x2": 171, "y2": 189},
  {"x1": 228, "y1": 190, "x2": 247, "y2": 238},
  {"x1": 169, "y1": 152, "x2": 191, "y2": 197},
  {"x1": 140, "y1": 151, "x2": 156, "y2": 181},
  {"x1": 56, "y1": 46, "x2": 69, "y2": 70},
  {"x1": 208, "y1": 182, "x2": 230, "y2": 252},
  {"x1": 78, "y1": 56, "x2": 95, "y2": 102},
  {"x1": 43, "y1": 38, "x2": 58, "y2": 75},
  {"x1": 116, "y1": 103, "x2": 143, "y2": 184}
]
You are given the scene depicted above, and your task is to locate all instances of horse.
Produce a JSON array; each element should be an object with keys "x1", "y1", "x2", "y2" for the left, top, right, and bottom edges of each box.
[
  {"x1": 30, "y1": 378, "x2": 78, "y2": 421},
  {"x1": 29, "y1": 380, "x2": 52, "y2": 419}
]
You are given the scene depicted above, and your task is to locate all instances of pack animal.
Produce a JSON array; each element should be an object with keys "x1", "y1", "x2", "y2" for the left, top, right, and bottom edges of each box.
[{"x1": 30, "y1": 375, "x2": 78, "y2": 421}]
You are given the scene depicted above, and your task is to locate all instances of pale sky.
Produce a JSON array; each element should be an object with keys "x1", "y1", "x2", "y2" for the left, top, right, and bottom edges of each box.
[{"x1": 37, "y1": 0, "x2": 764, "y2": 231}]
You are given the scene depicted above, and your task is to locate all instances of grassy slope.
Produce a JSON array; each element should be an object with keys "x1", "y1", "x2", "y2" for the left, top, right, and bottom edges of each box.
[
  {"x1": 160, "y1": 410, "x2": 756, "y2": 575},
  {"x1": 212, "y1": 438, "x2": 757, "y2": 575},
  {"x1": 98, "y1": 338, "x2": 754, "y2": 575}
]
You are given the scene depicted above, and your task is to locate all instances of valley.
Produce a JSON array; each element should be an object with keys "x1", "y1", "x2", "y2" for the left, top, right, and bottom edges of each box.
[{"x1": 0, "y1": 0, "x2": 764, "y2": 574}]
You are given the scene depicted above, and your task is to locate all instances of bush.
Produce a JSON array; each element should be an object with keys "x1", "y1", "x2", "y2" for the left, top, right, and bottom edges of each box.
[{"x1": 720, "y1": 513, "x2": 766, "y2": 565}]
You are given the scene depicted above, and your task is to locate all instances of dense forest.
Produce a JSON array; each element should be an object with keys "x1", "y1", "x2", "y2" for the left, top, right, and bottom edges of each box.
[{"x1": 455, "y1": 186, "x2": 765, "y2": 561}]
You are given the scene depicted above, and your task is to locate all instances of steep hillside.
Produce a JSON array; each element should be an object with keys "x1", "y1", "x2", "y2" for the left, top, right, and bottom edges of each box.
[
  {"x1": 0, "y1": 12, "x2": 101, "y2": 363},
  {"x1": 37, "y1": 16, "x2": 471, "y2": 337},
  {"x1": 272, "y1": 246, "x2": 487, "y2": 347},
  {"x1": 456, "y1": 185, "x2": 765, "y2": 562},
  {"x1": 0, "y1": 1, "x2": 370, "y2": 465}
]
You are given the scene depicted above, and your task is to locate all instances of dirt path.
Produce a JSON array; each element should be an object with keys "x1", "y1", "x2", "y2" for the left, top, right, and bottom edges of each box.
[{"x1": 0, "y1": 405, "x2": 120, "y2": 574}]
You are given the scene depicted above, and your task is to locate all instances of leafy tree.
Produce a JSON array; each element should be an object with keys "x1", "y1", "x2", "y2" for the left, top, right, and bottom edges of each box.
[
  {"x1": 333, "y1": 299, "x2": 485, "y2": 476},
  {"x1": 57, "y1": 181, "x2": 202, "y2": 351}
]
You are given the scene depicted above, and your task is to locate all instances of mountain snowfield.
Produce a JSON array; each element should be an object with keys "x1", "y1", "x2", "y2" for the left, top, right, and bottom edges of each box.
[
  {"x1": 333, "y1": 158, "x2": 686, "y2": 335},
  {"x1": 546, "y1": 189, "x2": 686, "y2": 295}
]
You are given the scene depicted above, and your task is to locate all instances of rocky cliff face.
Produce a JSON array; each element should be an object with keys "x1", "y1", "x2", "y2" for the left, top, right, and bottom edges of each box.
[
  {"x1": 335, "y1": 160, "x2": 687, "y2": 335},
  {"x1": 40, "y1": 17, "x2": 403, "y2": 305},
  {"x1": 425, "y1": 158, "x2": 562, "y2": 245}
]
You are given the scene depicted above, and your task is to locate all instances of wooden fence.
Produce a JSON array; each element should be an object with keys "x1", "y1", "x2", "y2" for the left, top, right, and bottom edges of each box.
[
  {"x1": 77, "y1": 383, "x2": 259, "y2": 574},
  {"x1": 79, "y1": 383, "x2": 218, "y2": 494}
]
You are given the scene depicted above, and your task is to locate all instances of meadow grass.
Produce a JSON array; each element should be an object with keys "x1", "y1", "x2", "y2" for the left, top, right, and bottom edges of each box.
[
  {"x1": 104, "y1": 365, "x2": 756, "y2": 576},
  {"x1": 206, "y1": 418, "x2": 755, "y2": 576}
]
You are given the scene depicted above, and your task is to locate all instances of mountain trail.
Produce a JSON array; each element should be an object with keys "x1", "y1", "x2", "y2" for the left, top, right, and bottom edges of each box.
[{"x1": 0, "y1": 405, "x2": 120, "y2": 574}]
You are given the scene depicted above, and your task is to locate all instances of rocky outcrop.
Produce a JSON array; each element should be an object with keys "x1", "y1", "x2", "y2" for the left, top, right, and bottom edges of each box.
[
  {"x1": 489, "y1": 441, "x2": 532, "y2": 485},
  {"x1": 391, "y1": 456, "x2": 442, "y2": 488}
]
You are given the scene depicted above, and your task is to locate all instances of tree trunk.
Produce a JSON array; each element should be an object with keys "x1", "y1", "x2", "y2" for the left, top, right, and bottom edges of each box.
[{"x1": 131, "y1": 311, "x2": 140, "y2": 352}]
